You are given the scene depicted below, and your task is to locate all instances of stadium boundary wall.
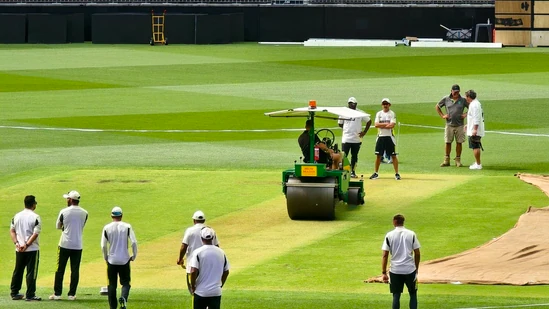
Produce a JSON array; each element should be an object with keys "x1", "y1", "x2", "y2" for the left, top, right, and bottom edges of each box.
[{"x1": 0, "y1": 5, "x2": 494, "y2": 43}]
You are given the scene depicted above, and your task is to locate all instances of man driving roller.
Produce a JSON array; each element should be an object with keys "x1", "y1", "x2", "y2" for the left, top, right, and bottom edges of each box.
[{"x1": 298, "y1": 120, "x2": 342, "y2": 170}]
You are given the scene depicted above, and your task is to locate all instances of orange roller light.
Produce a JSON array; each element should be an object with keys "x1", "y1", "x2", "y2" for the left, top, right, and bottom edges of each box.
[{"x1": 309, "y1": 100, "x2": 317, "y2": 109}]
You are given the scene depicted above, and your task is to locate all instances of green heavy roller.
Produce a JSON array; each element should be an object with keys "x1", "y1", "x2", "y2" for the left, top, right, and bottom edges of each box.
[{"x1": 265, "y1": 100, "x2": 367, "y2": 220}]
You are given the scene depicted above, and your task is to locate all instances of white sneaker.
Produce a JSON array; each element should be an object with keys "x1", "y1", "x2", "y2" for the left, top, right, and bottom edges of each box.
[
  {"x1": 49, "y1": 295, "x2": 61, "y2": 300},
  {"x1": 469, "y1": 163, "x2": 483, "y2": 170},
  {"x1": 68, "y1": 296, "x2": 76, "y2": 301}
]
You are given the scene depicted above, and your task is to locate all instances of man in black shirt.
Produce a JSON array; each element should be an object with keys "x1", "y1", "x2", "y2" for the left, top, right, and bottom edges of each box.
[{"x1": 298, "y1": 120, "x2": 342, "y2": 169}]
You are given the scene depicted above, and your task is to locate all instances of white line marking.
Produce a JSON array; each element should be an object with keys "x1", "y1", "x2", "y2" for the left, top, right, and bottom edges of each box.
[
  {"x1": 457, "y1": 303, "x2": 549, "y2": 309},
  {"x1": 1, "y1": 124, "x2": 548, "y2": 137},
  {"x1": 0, "y1": 125, "x2": 303, "y2": 133},
  {"x1": 403, "y1": 124, "x2": 549, "y2": 138}
]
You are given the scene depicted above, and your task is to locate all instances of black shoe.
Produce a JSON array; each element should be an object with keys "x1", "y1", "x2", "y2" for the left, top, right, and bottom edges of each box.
[
  {"x1": 26, "y1": 296, "x2": 42, "y2": 301},
  {"x1": 395, "y1": 173, "x2": 401, "y2": 180},
  {"x1": 11, "y1": 294, "x2": 24, "y2": 300},
  {"x1": 119, "y1": 297, "x2": 127, "y2": 309},
  {"x1": 369, "y1": 172, "x2": 379, "y2": 180}
]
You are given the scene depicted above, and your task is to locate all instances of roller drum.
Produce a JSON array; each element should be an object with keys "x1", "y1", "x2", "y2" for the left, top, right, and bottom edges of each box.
[
  {"x1": 347, "y1": 187, "x2": 362, "y2": 206},
  {"x1": 285, "y1": 177, "x2": 338, "y2": 220}
]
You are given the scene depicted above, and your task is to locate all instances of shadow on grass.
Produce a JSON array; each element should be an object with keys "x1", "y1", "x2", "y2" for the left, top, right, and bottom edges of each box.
[
  {"x1": 486, "y1": 164, "x2": 537, "y2": 172},
  {"x1": 335, "y1": 201, "x2": 363, "y2": 220}
]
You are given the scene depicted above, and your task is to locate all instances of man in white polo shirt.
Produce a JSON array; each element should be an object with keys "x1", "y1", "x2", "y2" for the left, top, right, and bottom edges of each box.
[
  {"x1": 177, "y1": 210, "x2": 219, "y2": 294},
  {"x1": 465, "y1": 89, "x2": 485, "y2": 170},
  {"x1": 381, "y1": 214, "x2": 421, "y2": 309},
  {"x1": 189, "y1": 227, "x2": 230, "y2": 309},
  {"x1": 101, "y1": 206, "x2": 138, "y2": 309},
  {"x1": 50, "y1": 190, "x2": 88, "y2": 301},
  {"x1": 10, "y1": 195, "x2": 42, "y2": 301},
  {"x1": 370, "y1": 98, "x2": 400, "y2": 180},
  {"x1": 338, "y1": 96, "x2": 372, "y2": 178}
]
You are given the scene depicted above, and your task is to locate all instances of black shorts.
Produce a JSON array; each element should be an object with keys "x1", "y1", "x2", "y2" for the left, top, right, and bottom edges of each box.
[
  {"x1": 468, "y1": 136, "x2": 482, "y2": 149},
  {"x1": 375, "y1": 136, "x2": 396, "y2": 156},
  {"x1": 389, "y1": 271, "x2": 418, "y2": 294}
]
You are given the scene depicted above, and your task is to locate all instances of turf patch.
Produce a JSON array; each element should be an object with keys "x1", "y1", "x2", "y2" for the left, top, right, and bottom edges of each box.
[
  {"x1": 10, "y1": 109, "x2": 335, "y2": 142},
  {"x1": 279, "y1": 53, "x2": 549, "y2": 76},
  {"x1": 16, "y1": 62, "x2": 389, "y2": 88},
  {"x1": 15, "y1": 110, "x2": 300, "y2": 130},
  {"x1": 0, "y1": 72, "x2": 119, "y2": 92}
]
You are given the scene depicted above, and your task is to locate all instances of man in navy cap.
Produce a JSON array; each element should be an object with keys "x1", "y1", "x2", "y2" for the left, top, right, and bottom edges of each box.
[{"x1": 435, "y1": 84, "x2": 468, "y2": 167}]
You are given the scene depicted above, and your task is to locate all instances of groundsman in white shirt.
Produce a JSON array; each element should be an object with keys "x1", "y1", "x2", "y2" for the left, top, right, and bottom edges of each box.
[
  {"x1": 338, "y1": 96, "x2": 372, "y2": 178},
  {"x1": 101, "y1": 206, "x2": 137, "y2": 309},
  {"x1": 465, "y1": 89, "x2": 485, "y2": 170},
  {"x1": 10, "y1": 195, "x2": 42, "y2": 301},
  {"x1": 189, "y1": 227, "x2": 229, "y2": 309},
  {"x1": 381, "y1": 214, "x2": 420, "y2": 309}
]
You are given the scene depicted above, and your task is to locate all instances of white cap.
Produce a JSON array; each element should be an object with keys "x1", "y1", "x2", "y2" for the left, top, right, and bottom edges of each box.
[
  {"x1": 192, "y1": 210, "x2": 206, "y2": 220},
  {"x1": 111, "y1": 206, "x2": 123, "y2": 216},
  {"x1": 348, "y1": 97, "x2": 357, "y2": 104},
  {"x1": 200, "y1": 227, "x2": 215, "y2": 240},
  {"x1": 63, "y1": 190, "x2": 80, "y2": 200},
  {"x1": 381, "y1": 98, "x2": 391, "y2": 104}
]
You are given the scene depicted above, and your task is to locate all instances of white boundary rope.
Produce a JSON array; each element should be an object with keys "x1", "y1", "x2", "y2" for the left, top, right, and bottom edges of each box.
[
  {"x1": 0, "y1": 125, "x2": 303, "y2": 133},
  {"x1": 1, "y1": 124, "x2": 548, "y2": 138}
]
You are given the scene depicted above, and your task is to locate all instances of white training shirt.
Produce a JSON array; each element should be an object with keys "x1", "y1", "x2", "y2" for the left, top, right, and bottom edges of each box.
[
  {"x1": 382, "y1": 226, "x2": 420, "y2": 275},
  {"x1": 182, "y1": 223, "x2": 219, "y2": 272},
  {"x1": 57, "y1": 205, "x2": 88, "y2": 250},
  {"x1": 11, "y1": 208, "x2": 42, "y2": 252},
  {"x1": 374, "y1": 110, "x2": 397, "y2": 137},
  {"x1": 189, "y1": 245, "x2": 230, "y2": 297},
  {"x1": 338, "y1": 109, "x2": 371, "y2": 143},
  {"x1": 101, "y1": 221, "x2": 138, "y2": 265},
  {"x1": 466, "y1": 98, "x2": 485, "y2": 137}
]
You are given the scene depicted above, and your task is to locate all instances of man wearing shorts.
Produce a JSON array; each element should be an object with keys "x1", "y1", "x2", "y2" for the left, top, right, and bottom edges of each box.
[
  {"x1": 436, "y1": 84, "x2": 468, "y2": 167},
  {"x1": 381, "y1": 214, "x2": 421, "y2": 309},
  {"x1": 465, "y1": 89, "x2": 485, "y2": 170},
  {"x1": 370, "y1": 98, "x2": 400, "y2": 180}
]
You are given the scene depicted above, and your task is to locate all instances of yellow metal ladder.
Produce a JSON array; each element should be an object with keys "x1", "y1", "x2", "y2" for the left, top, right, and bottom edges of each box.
[{"x1": 150, "y1": 10, "x2": 167, "y2": 45}]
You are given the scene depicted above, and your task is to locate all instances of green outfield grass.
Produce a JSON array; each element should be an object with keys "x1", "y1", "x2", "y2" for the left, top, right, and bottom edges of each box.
[{"x1": 1, "y1": 43, "x2": 549, "y2": 309}]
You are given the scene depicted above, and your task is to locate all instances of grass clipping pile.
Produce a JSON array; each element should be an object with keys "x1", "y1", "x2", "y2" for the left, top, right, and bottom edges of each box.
[{"x1": 367, "y1": 173, "x2": 549, "y2": 286}]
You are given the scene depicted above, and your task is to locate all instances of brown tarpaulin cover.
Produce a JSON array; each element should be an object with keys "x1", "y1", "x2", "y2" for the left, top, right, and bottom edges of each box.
[{"x1": 366, "y1": 173, "x2": 549, "y2": 286}]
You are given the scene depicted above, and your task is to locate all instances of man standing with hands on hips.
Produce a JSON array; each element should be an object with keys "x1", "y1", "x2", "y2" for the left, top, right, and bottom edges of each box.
[
  {"x1": 436, "y1": 84, "x2": 468, "y2": 167},
  {"x1": 338, "y1": 96, "x2": 372, "y2": 178}
]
